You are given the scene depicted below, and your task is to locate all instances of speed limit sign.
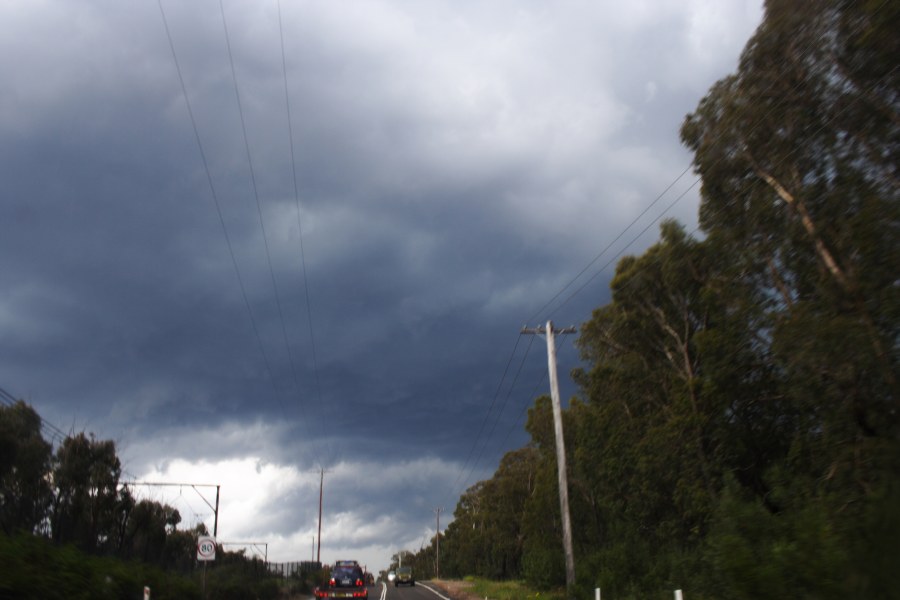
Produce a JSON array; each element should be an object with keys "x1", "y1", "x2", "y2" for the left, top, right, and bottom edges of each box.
[{"x1": 197, "y1": 536, "x2": 216, "y2": 561}]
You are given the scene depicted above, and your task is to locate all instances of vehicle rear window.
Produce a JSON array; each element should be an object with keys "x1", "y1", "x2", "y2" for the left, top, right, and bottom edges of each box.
[{"x1": 331, "y1": 566, "x2": 363, "y2": 584}]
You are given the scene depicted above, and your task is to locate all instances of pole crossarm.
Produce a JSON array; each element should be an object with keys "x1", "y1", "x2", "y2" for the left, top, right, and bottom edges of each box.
[{"x1": 521, "y1": 325, "x2": 578, "y2": 335}]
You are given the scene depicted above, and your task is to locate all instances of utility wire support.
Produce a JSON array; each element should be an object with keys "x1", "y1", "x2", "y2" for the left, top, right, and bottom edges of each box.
[
  {"x1": 433, "y1": 507, "x2": 443, "y2": 579},
  {"x1": 121, "y1": 481, "x2": 221, "y2": 537},
  {"x1": 220, "y1": 541, "x2": 268, "y2": 564},
  {"x1": 521, "y1": 321, "x2": 577, "y2": 598},
  {"x1": 313, "y1": 467, "x2": 332, "y2": 564}
]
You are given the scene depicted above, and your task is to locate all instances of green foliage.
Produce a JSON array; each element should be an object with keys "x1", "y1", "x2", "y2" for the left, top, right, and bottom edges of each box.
[
  {"x1": 466, "y1": 576, "x2": 566, "y2": 600},
  {"x1": 0, "y1": 532, "x2": 199, "y2": 600},
  {"x1": 0, "y1": 400, "x2": 277, "y2": 595},
  {"x1": 207, "y1": 560, "x2": 280, "y2": 600},
  {"x1": 521, "y1": 541, "x2": 564, "y2": 591},
  {"x1": 424, "y1": 2, "x2": 898, "y2": 596},
  {"x1": 0, "y1": 401, "x2": 53, "y2": 535},
  {"x1": 120, "y1": 499, "x2": 182, "y2": 564},
  {"x1": 441, "y1": 447, "x2": 542, "y2": 581},
  {"x1": 51, "y1": 432, "x2": 124, "y2": 553}
]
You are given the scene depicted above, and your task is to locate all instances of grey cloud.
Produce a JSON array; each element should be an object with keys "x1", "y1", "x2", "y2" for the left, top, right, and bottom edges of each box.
[{"x1": 0, "y1": 0, "x2": 762, "y2": 569}]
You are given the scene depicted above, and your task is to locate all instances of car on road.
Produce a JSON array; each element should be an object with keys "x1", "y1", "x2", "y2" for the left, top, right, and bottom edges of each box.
[
  {"x1": 315, "y1": 561, "x2": 368, "y2": 599},
  {"x1": 387, "y1": 571, "x2": 396, "y2": 582},
  {"x1": 394, "y1": 566, "x2": 414, "y2": 587}
]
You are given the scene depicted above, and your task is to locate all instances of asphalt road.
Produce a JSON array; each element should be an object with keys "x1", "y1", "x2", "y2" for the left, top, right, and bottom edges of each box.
[{"x1": 368, "y1": 581, "x2": 454, "y2": 600}]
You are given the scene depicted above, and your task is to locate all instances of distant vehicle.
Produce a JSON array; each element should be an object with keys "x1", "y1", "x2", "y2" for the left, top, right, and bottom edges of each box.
[
  {"x1": 315, "y1": 561, "x2": 368, "y2": 599},
  {"x1": 387, "y1": 571, "x2": 396, "y2": 582},
  {"x1": 395, "y1": 566, "x2": 414, "y2": 587}
]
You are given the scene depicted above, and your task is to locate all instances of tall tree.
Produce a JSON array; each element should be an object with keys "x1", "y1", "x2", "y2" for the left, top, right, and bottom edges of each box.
[
  {"x1": 678, "y1": 0, "x2": 899, "y2": 594},
  {"x1": 50, "y1": 432, "x2": 124, "y2": 553},
  {"x1": 441, "y1": 447, "x2": 541, "y2": 580},
  {"x1": 680, "y1": 0, "x2": 898, "y2": 400},
  {"x1": 0, "y1": 401, "x2": 53, "y2": 535},
  {"x1": 434, "y1": 2, "x2": 897, "y2": 596},
  {"x1": 118, "y1": 499, "x2": 181, "y2": 564}
]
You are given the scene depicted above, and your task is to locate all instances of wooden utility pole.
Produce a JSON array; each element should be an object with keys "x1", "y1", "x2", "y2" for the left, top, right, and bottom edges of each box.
[
  {"x1": 434, "y1": 507, "x2": 443, "y2": 579},
  {"x1": 522, "y1": 321, "x2": 577, "y2": 597},
  {"x1": 316, "y1": 468, "x2": 326, "y2": 564}
]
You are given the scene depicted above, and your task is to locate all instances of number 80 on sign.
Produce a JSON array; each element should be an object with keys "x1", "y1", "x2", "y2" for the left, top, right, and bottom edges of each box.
[{"x1": 197, "y1": 536, "x2": 216, "y2": 561}]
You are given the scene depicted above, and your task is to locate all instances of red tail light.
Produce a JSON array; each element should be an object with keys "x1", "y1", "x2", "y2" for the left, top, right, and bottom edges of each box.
[
  {"x1": 330, "y1": 578, "x2": 336, "y2": 586},
  {"x1": 356, "y1": 579, "x2": 363, "y2": 586}
]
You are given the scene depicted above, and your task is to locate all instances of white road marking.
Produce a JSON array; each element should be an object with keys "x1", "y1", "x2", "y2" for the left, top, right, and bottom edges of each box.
[{"x1": 415, "y1": 582, "x2": 453, "y2": 600}]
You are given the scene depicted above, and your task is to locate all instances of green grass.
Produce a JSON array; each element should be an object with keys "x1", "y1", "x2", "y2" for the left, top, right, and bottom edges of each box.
[{"x1": 462, "y1": 576, "x2": 567, "y2": 600}]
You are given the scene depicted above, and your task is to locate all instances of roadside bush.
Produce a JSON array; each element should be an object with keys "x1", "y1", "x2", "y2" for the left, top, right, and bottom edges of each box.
[
  {"x1": 0, "y1": 532, "x2": 199, "y2": 600},
  {"x1": 521, "y1": 542, "x2": 564, "y2": 590}
]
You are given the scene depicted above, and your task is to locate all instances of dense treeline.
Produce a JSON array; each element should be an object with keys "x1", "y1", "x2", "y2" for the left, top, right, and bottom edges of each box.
[
  {"x1": 408, "y1": 1, "x2": 899, "y2": 597},
  {"x1": 0, "y1": 399, "x2": 198, "y2": 567},
  {"x1": 0, "y1": 400, "x2": 291, "y2": 599}
]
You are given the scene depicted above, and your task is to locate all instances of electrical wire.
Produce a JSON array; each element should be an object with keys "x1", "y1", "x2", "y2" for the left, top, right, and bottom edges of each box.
[
  {"x1": 529, "y1": 0, "x2": 896, "y2": 327},
  {"x1": 157, "y1": 0, "x2": 286, "y2": 416},
  {"x1": 445, "y1": 334, "x2": 525, "y2": 499},
  {"x1": 525, "y1": 164, "x2": 694, "y2": 325},
  {"x1": 276, "y1": 0, "x2": 327, "y2": 467},
  {"x1": 218, "y1": 0, "x2": 308, "y2": 415},
  {"x1": 0, "y1": 385, "x2": 69, "y2": 446},
  {"x1": 455, "y1": 332, "x2": 537, "y2": 496}
]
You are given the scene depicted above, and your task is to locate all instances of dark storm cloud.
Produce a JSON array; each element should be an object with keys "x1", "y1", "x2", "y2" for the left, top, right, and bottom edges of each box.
[{"x1": 1, "y1": 0, "x2": 763, "y2": 566}]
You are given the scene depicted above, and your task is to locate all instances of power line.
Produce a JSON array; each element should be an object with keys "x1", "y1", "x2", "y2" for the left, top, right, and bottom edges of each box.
[
  {"x1": 121, "y1": 480, "x2": 221, "y2": 537},
  {"x1": 455, "y1": 333, "x2": 537, "y2": 497},
  {"x1": 527, "y1": 0, "x2": 896, "y2": 327},
  {"x1": 0, "y1": 386, "x2": 69, "y2": 446},
  {"x1": 525, "y1": 164, "x2": 694, "y2": 325},
  {"x1": 218, "y1": 0, "x2": 308, "y2": 413},
  {"x1": 277, "y1": 0, "x2": 326, "y2": 458},
  {"x1": 156, "y1": 0, "x2": 285, "y2": 416},
  {"x1": 445, "y1": 334, "x2": 525, "y2": 499},
  {"x1": 548, "y1": 178, "x2": 700, "y2": 320}
]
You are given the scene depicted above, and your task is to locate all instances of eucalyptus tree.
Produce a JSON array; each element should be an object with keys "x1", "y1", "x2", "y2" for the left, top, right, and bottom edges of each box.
[
  {"x1": 50, "y1": 432, "x2": 126, "y2": 553},
  {"x1": 0, "y1": 400, "x2": 53, "y2": 535},
  {"x1": 678, "y1": 0, "x2": 899, "y2": 594}
]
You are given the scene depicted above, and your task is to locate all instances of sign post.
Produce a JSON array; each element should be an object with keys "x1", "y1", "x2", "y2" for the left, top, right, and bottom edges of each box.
[{"x1": 197, "y1": 536, "x2": 216, "y2": 598}]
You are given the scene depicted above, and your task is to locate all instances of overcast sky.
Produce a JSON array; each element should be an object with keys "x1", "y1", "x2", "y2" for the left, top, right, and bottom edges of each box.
[{"x1": 0, "y1": 0, "x2": 763, "y2": 570}]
